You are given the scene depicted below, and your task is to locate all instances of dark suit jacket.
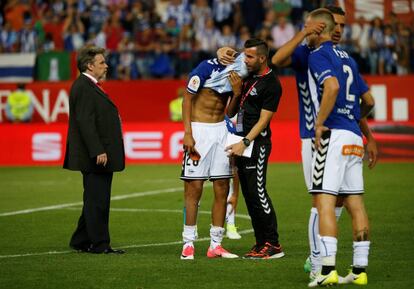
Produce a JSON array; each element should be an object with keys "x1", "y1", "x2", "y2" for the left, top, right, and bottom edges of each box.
[{"x1": 63, "y1": 74, "x2": 125, "y2": 172}]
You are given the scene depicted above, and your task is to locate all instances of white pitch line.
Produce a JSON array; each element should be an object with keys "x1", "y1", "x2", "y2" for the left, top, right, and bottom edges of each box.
[
  {"x1": 0, "y1": 209, "x2": 252, "y2": 259},
  {"x1": 65, "y1": 207, "x2": 252, "y2": 221},
  {"x1": 0, "y1": 186, "x2": 184, "y2": 217}
]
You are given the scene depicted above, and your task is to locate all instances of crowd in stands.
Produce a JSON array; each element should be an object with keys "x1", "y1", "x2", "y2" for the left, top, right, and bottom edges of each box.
[{"x1": 1, "y1": 0, "x2": 413, "y2": 80}]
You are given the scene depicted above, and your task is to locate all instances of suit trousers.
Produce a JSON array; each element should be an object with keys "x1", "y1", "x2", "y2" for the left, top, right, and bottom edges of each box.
[
  {"x1": 236, "y1": 142, "x2": 280, "y2": 246},
  {"x1": 70, "y1": 171, "x2": 113, "y2": 250}
]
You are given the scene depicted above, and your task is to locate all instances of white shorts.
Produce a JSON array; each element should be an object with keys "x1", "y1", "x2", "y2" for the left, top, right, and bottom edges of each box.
[
  {"x1": 309, "y1": 129, "x2": 364, "y2": 195},
  {"x1": 301, "y1": 138, "x2": 314, "y2": 190},
  {"x1": 181, "y1": 121, "x2": 232, "y2": 180}
]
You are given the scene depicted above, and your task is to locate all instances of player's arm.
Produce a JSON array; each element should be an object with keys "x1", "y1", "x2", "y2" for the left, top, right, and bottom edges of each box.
[
  {"x1": 182, "y1": 90, "x2": 196, "y2": 154},
  {"x1": 272, "y1": 22, "x2": 325, "y2": 67},
  {"x1": 228, "y1": 109, "x2": 274, "y2": 156},
  {"x1": 227, "y1": 71, "x2": 242, "y2": 117},
  {"x1": 314, "y1": 77, "x2": 339, "y2": 149},
  {"x1": 359, "y1": 90, "x2": 377, "y2": 169}
]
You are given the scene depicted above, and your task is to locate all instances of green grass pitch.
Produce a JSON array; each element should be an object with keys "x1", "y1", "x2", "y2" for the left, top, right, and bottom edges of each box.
[{"x1": 0, "y1": 163, "x2": 413, "y2": 289}]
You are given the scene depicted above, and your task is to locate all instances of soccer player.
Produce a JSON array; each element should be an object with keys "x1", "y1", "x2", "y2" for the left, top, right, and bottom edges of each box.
[
  {"x1": 271, "y1": 5, "x2": 377, "y2": 280},
  {"x1": 180, "y1": 53, "x2": 247, "y2": 260},
  {"x1": 305, "y1": 9, "x2": 374, "y2": 286}
]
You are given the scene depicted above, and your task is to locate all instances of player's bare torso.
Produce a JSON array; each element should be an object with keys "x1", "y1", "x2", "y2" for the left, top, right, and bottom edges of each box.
[{"x1": 191, "y1": 88, "x2": 230, "y2": 123}]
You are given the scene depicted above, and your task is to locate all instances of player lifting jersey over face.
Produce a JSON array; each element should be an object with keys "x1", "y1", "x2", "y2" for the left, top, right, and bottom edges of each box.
[{"x1": 180, "y1": 52, "x2": 247, "y2": 260}]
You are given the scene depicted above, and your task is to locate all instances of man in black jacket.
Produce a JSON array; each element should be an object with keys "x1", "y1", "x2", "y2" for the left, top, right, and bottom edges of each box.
[{"x1": 64, "y1": 45, "x2": 125, "y2": 254}]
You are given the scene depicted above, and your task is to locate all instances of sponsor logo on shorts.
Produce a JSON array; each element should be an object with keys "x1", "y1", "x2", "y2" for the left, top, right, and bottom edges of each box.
[{"x1": 342, "y1": 145, "x2": 364, "y2": 157}]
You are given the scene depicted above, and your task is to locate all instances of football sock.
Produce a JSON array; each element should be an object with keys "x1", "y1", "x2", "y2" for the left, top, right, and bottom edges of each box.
[
  {"x1": 210, "y1": 225, "x2": 225, "y2": 249},
  {"x1": 320, "y1": 236, "x2": 337, "y2": 268},
  {"x1": 182, "y1": 225, "x2": 197, "y2": 244},
  {"x1": 353, "y1": 241, "x2": 370, "y2": 268},
  {"x1": 308, "y1": 207, "x2": 321, "y2": 271}
]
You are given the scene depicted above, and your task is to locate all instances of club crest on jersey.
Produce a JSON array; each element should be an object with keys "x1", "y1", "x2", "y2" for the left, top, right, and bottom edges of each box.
[
  {"x1": 250, "y1": 87, "x2": 257, "y2": 96},
  {"x1": 188, "y1": 76, "x2": 201, "y2": 91}
]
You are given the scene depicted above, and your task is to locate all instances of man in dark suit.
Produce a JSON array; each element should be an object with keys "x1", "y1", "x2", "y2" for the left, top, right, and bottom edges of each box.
[{"x1": 64, "y1": 45, "x2": 125, "y2": 254}]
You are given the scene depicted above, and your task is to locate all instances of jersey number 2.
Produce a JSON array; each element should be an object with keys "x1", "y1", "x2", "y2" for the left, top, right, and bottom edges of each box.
[{"x1": 343, "y1": 65, "x2": 355, "y2": 102}]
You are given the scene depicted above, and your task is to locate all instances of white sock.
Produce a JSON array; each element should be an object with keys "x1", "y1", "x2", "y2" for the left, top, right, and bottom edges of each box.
[
  {"x1": 210, "y1": 225, "x2": 225, "y2": 249},
  {"x1": 335, "y1": 206, "x2": 343, "y2": 221},
  {"x1": 319, "y1": 235, "x2": 337, "y2": 266},
  {"x1": 226, "y1": 182, "x2": 235, "y2": 225},
  {"x1": 182, "y1": 225, "x2": 197, "y2": 245},
  {"x1": 226, "y1": 203, "x2": 235, "y2": 225},
  {"x1": 308, "y1": 207, "x2": 321, "y2": 272},
  {"x1": 353, "y1": 241, "x2": 370, "y2": 268}
]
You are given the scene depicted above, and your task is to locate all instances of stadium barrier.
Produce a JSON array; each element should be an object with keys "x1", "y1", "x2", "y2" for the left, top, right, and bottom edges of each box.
[
  {"x1": 0, "y1": 121, "x2": 301, "y2": 166},
  {"x1": 0, "y1": 76, "x2": 412, "y2": 123}
]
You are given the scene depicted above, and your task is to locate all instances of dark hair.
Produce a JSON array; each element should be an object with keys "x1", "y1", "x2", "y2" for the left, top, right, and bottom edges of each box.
[
  {"x1": 325, "y1": 5, "x2": 345, "y2": 16},
  {"x1": 244, "y1": 38, "x2": 269, "y2": 57},
  {"x1": 77, "y1": 45, "x2": 106, "y2": 72}
]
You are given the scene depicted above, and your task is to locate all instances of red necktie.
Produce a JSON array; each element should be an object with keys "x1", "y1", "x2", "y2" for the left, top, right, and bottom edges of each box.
[{"x1": 96, "y1": 82, "x2": 106, "y2": 93}]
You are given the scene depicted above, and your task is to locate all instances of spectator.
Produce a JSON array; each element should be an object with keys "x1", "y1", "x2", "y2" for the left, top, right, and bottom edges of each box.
[
  {"x1": 191, "y1": 0, "x2": 212, "y2": 32},
  {"x1": 272, "y1": 0, "x2": 292, "y2": 19},
  {"x1": 195, "y1": 18, "x2": 220, "y2": 59},
  {"x1": 0, "y1": 22, "x2": 18, "y2": 52},
  {"x1": 117, "y1": 33, "x2": 136, "y2": 80},
  {"x1": 271, "y1": 16, "x2": 295, "y2": 49},
  {"x1": 217, "y1": 24, "x2": 237, "y2": 48},
  {"x1": 177, "y1": 24, "x2": 194, "y2": 78},
  {"x1": 62, "y1": 7, "x2": 85, "y2": 51},
  {"x1": 43, "y1": 11, "x2": 64, "y2": 50},
  {"x1": 5, "y1": 83, "x2": 33, "y2": 123},
  {"x1": 235, "y1": 25, "x2": 251, "y2": 50},
  {"x1": 135, "y1": 24, "x2": 156, "y2": 78},
  {"x1": 150, "y1": 40, "x2": 173, "y2": 78},
  {"x1": 368, "y1": 16, "x2": 384, "y2": 75},
  {"x1": 88, "y1": 0, "x2": 109, "y2": 34},
  {"x1": 164, "y1": 0, "x2": 191, "y2": 28},
  {"x1": 18, "y1": 17, "x2": 37, "y2": 53},
  {"x1": 4, "y1": 0, "x2": 29, "y2": 32},
  {"x1": 382, "y1": 24, "x2": 398, "y2": 74},
  {"x1": 104, "y1": 12, "x2": 124, "y2": 52},
  {"x1": 212, "y1": 0, "x2": 237, "y2": 30},
  {"x1": 396, "y1": 22, "x2": 411, "y2": 75},
  {"x1": 240, "y1": 0, "x2": 265, "y2": 35}
]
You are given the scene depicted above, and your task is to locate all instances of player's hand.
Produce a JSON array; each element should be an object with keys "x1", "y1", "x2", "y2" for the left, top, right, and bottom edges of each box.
[
  {"x1": 366, "y1": 137, "x2": 378, "y2": 169},
  {"x1": 303, "y1": 21, "x2": 325, "y2": 36},
  {"x1": 225, "y1": 141, "x2": 246, "y2": 157},
  {"x1": 96, "y1": 153, "x2": 108, "y2": 167},
  {"x1": 314, "y1": 125, "x2": 329, "y2": 150},
  {"x1": 228, "y1": 71, "x2": 242, "y2": 97},
  {"x1": 217, "y1": 47, "x2": 236, "y2": 65},
  {"x1": 183, "y1": 132, "x2": 200, "y2": 160}
]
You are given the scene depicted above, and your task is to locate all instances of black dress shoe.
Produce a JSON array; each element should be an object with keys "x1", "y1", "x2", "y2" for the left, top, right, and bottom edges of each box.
[
  {"x1": 70, "y1": 245, "x2": 90, "y2": 253},
  {"x1": 89, "y1": 247, "x2": 125, "y2": 254},
  {"x1": 103, "y1": 247, "x2": 125, "y2": 254}
]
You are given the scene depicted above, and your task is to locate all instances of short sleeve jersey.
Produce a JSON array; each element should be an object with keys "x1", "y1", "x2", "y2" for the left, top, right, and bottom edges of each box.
[
  {"x1": 238, "y1": 69, "x2": 282, "y2": 142},
  {"x1": 291, "y1": 44, "x2": 315, "y2": 139},
  {"x1": 186, "y1": 54, "x2": 248, "y2": 95},
  {"x1": 308, "y1": 41, "x2": 369, "y2": 136}
]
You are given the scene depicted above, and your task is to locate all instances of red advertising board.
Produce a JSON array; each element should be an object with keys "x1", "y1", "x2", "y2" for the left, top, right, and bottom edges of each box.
[
  {"x1": 0, "y1": 121, "x2": 301, "y2": 166},
  {"x1": 1, "y1": 76, "x2": 412, "y2": 123}
]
